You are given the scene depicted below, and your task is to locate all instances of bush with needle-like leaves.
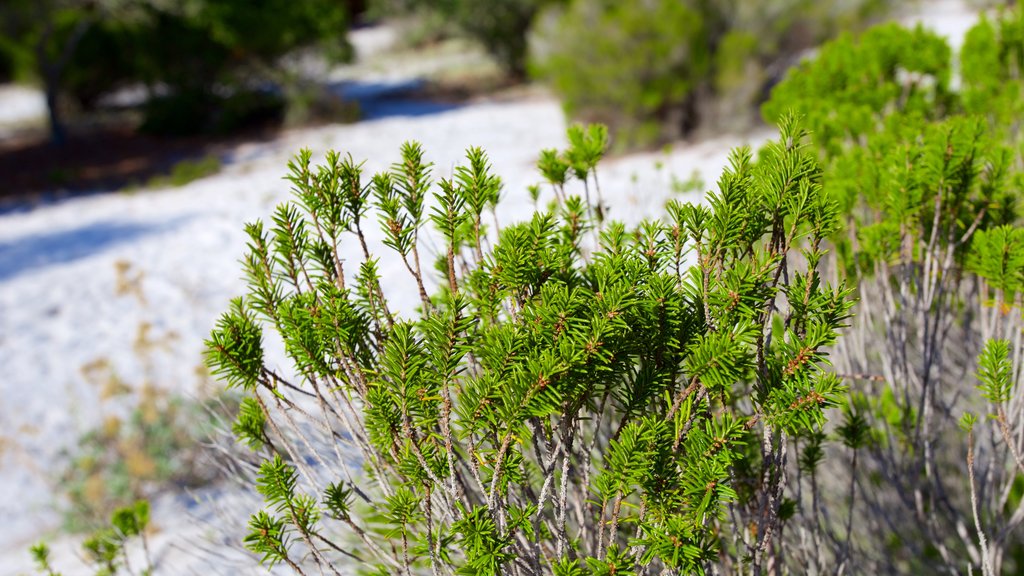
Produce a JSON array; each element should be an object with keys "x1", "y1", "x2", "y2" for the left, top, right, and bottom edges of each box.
[{"x1": 207, "y1": 116, "x2": 853, "y2": 575}]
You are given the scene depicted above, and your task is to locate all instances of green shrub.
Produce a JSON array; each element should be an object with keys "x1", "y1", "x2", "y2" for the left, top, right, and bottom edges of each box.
[
  {"x1": 762, "y1": 11, "x2": 1024, "y2": 574},
  {"x1": 366, "y1": 1, "x2": 460, "y2": 49},
  {"x1": 532, "y1": 0, "x2": 710, "y2": 149},
  {"x1": 32, "y1": 501, "x2": 153, "y2": 576},
  {"x1": 439, "y1": 0, "x2": 555, "y2": 78},
  {"x1": 207, "y1": 117, "x2": 854, "y2": 573},
  {"x1": 762, "y1": 22, "x2": 954, "y2": 155},
  {"x1": 169, "y1": 155, "x2": 222, "y2": 186},
  {"x1": 141, "y1": 155, "x2": 222, "y2": 190},
  {"x1": 961, "y1": 7, "x2": 1024, "y2": 139},
  {"x1": 139, "y1": 89, "x2": 286, "y2": 137},
  {"x1": 534, "y1": 0, "x2": 896, "y2": 150},
  {"x1": 375, "y1": 0, "x2": 560, "y2": 77}
]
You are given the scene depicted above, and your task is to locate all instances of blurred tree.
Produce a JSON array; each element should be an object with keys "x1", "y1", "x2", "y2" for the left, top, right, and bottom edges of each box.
[
  {"x1": 0, "y1": 40, "x2": 14, "y2": 82},
  {"x1": 531, "y1": 0, "x2": 711, "y2": 148},
  {"x1": 0, "y1": 0, "x2": 353, "y2": 143},
  {"x1": 131, "y1": 0, "x2": 353, "y2": 135},
  {"x1": 0, "y1": 0, "x2": 111, "y2": 144}
]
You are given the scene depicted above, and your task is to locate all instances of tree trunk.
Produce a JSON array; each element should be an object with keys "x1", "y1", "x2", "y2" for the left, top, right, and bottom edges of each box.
[
  {"x1": 35, "y1": 9, "x2": 93, "y2": 146},
  {"x1": 44, "y1": 70, "x2": 66, "y2": 146}
]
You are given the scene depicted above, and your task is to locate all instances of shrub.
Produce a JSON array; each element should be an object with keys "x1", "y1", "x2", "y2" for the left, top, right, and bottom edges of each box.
[
  {"x1": 167, "y1": 155, "x2": 222, "y2": 187},
  {"x1": 531, "y1": 0, "x2": 710, "y2": 149},
  {"x1": 761, "y1": 22, "x2": 954, "y2": 155},
  {"x1": 374, "y1": 0, "x2": 560, "y2": 77},
  {"x1": 206, "y1": 117, "x2": 854, "y2": 573},
  {"x1": 763, "y1": 11, "x2": 1024, "y2": 574},
  {"x1": 533, "y1": 0, "x2": 896, "y2": 149},
  {"x1": 60, "y1": 384, "x2": 224, "y2": 533},
  {"x1": 441, "y1": 0, "x2": 555, "y2": 78},
  {"x1": 139, "y1": 89, "x2": 287, "y2": 138},
  {"x1": 961, "y1": 6, "x2": 1024, "y2": 140},
  {"x1": 138, "y1": 155, "x2": 222, "y2": 190}
]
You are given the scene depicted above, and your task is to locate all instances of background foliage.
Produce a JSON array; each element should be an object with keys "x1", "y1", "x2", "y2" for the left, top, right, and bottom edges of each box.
[
  {"x1": 531, "y1": 0, "x2": 893, "y2": 148},
  {"x1": 0, "y1": 0, "x2": 353, "y2": 140}
]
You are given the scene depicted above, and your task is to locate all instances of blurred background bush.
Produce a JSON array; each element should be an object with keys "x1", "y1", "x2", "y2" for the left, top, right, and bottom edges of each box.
[{"x1": 530, "y1": 0, "x2": 894, "y2": 148}]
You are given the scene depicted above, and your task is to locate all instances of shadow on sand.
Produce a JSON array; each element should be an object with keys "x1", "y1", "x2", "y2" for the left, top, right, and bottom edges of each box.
[
  {"x1": 328, "y1": 78, "x2": 463, "y2": 120},
  {"x1": 0, "y1": 217, "x2": 190, "y2": 281}
]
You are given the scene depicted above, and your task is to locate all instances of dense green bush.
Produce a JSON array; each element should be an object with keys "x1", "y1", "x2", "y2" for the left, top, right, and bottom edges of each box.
[
  {"x1": 762, "y1": 10, "x2": 1024, "y2": 574},
  {"x1": 961, "y1": 6, "x2": 1024, "y2": 139},
  {"x1": 206, "y1": 116, "x2": 855, "y2": 574},
  {"x1": 762, "y1": 22, "x2": 954, "y2": 155}
]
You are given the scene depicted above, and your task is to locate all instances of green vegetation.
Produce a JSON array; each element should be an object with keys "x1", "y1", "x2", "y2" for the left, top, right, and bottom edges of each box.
[
  {"x1": 0, "y1": 0, "x2": 353, "y2": 142},
  {"x1": 368, "y1": 0, "x2": 896, "y2": 149},
  {"x1": 22, "y1": 4, "x2": 1024, "y2": 575},
  {"x1": 761, "y1": 22, "x2": 954, "y2": 155},
  {"x1": 141, "y1": 155, "x2": 222, "y2": 190},
  {"x1": 531, "y1": 0, "x2": 709, "y2": 148},
  {"x1": 206, "y1": 116, "x2": 854, "y2": 573},
  {"x1": 195, "y1": 6, "x2": 1024, "y2": 575},
  {"x1": 532, "y1": 0, "x2": 894, "y2": 148},
  {"x1": 761, "y1": 7, "x2": 1024, "y2": 573},
  {"x1": 60, "y1": 384, "x2": 222, "y2": 532},
  {"x1": 371, "y1": 0, "x2": 562, "y2": 77},
  {"x1": 32, "y1": 501, "x2": 153, "y2": 576}
]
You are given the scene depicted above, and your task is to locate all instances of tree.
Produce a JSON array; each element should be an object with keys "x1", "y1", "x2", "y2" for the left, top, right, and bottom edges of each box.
[
  {"x1": 0, "y1": 0, "x2": 353, "y2": 143},
  {"x1": 129, "y1": 0, "x2": 353, "y2": 136},
  {"x1": 0, "y1": 0, "x2": 107, "y2": 145},
  {"x1": 373, "y1": 0, "x2": 561, "y2": 78}
]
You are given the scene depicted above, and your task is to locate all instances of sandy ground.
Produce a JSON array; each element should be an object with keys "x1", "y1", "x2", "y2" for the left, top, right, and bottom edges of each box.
[
  {"x1": 0, "y1": 85, "x2": 45, "y2": 129},
  {"x1": 0, "y1": 5, "x2": 981, "y2": 573}
]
